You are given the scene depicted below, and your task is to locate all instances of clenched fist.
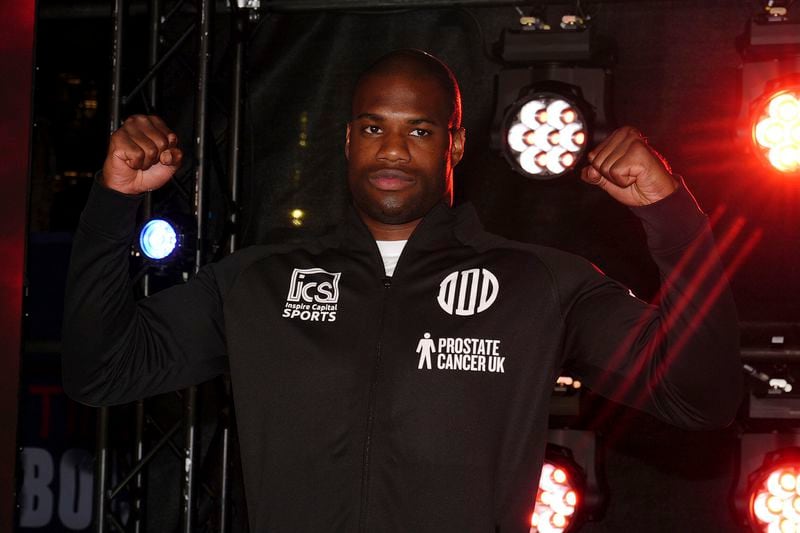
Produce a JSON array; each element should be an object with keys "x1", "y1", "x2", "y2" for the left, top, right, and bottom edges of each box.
[
  {"x1": 102, "y1": 115, "x2": 183, "y2": 195},
  {"x1": 581, "y1": 126, "x2": 679, "y2": 207}
]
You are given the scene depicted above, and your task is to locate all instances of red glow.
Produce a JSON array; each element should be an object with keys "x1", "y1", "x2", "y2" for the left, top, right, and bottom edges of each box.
[
  {"x1": 585, "y1": 205, "x2": 728, "y2": 406},
  {"x1": 588, "y1": 206, "x2": 762, "y2": 438},
  {"x1": 0, "y1": 0, "x2": 35, "y2": 530},
  {"x1": 641, "y1": 224, "x2": 761, "y2": 397},
  {"x1": 599, "y1": 222, "x2": 760, "y2": 447}
]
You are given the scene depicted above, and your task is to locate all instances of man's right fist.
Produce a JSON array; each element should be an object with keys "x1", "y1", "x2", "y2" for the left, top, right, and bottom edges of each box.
[{"x1": 102, "y1": 115, "x2": 183, "y2": 195}]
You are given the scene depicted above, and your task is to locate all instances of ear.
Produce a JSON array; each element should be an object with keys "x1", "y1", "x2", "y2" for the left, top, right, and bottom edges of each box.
[
  {"x1": 345, "y1": 123, "x2": 351, "y2": 160},
  {"x1": 450, "y1": 127, "x2": 466, "y2": 167}
]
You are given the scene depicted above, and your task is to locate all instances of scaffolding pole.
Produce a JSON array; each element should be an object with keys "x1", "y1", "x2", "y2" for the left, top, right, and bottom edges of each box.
[
  {"x1": 93, "y1": 0, "x2": 126, "y2": 530},
  {"x1": 181, "y1": 0, "x2": 214, "y2": 529}
]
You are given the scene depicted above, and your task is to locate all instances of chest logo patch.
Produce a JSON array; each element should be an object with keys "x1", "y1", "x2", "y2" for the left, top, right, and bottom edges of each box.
[
  {"x1": 416, "y1": 332, "x2": 505, "y2": 374},
  {"x1": 437, "y1": 268, "x2": 499, "y2": 316},
  {"x1": 283, "y1": 268, "x2": 340, "y2": 322}
]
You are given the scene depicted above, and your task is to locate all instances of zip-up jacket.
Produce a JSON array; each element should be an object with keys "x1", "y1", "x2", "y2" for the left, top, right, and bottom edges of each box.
[{"x1": 62, "y1": 180, "x2": 741, "y2": 532}]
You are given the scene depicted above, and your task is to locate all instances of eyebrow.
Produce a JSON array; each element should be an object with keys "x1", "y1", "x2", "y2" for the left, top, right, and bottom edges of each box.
[{"x1": 353, "y1": 112, "x2": 440, "y2": 127}]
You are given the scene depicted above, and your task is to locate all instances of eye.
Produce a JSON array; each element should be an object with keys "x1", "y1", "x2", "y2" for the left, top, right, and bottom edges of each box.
[
  {"x1": 410, "y1": 128, "x2": 432, "y2": 138},
  {"x1": 362, "y1": 125, "x2": 382, "y2": 135}
]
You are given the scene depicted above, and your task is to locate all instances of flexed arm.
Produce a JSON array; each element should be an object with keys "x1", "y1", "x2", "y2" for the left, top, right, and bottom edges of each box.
[
  {"x1": 559, "y1": 127, "x2": 741, "y2": 428},
  {"x1": 62, "y1": 116, "x2": 227, "y2": 406}
]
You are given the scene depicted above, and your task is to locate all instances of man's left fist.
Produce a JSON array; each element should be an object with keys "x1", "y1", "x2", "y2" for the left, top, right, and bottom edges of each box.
[{"x1": 581, "y1": 126, "x2": 679, "y2": 207}]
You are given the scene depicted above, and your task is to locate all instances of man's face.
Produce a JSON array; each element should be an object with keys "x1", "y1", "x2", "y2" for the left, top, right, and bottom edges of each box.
[{"x1": 345, "y1": 72, "x2": 465, "y2": 230}]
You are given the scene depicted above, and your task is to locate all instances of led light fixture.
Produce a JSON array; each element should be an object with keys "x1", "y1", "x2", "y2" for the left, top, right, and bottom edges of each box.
[
  {"x1": 528, "y1": 433, "x2": 606, "y2": 533},
  {"x1": 750, "y1": 466, "x2": 800, "y2": 531},
  {"x1": 735, "y1": 433, "x2": 800, "y2": 532},
  {"x1": 746, "y1": 450, "x2": 800, "y2": 532},
  {"x1": 138, "y1": 218, "x2": 179, "y2": 261},
  {"x1": 752, "y1": 88, "x2": 800, "y2": 175},
  {"x1": 504, "y1": 92, "x2": 588, "y2": 179},
  {"x1": 530, "y1": 461, "x2": 580, "y2": 533},
  {"x1": 490, "y1": 14, "x2": 613, "y2": 182},
  {"x1": 736, "y1": 3, "x2": 800, "y2": 177}
]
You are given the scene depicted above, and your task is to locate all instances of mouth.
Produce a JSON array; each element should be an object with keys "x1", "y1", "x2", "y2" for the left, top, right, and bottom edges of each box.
[{"x1": 368, "y1": 169, "x2": 415, "y2": 191}]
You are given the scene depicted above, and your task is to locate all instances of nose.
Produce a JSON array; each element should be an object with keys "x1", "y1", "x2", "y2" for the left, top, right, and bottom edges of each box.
[{"x1": 376, "y1": 131, "x2": 411, "y2": 164}]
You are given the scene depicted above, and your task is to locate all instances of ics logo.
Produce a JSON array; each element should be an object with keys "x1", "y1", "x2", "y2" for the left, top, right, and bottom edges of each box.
[
  {"x1": 284, "y1": 268, "x2": 341, "y2": 322},
  {"x1": 287, "y1": 268, "x2": 340, "y2": 304},
  {"x1": 437, "y1": 268, "x2": 499, "y2": 316}
]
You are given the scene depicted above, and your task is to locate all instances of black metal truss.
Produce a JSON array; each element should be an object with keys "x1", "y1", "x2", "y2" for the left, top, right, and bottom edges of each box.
[{"x1": 93, "y1": 0, "x2": 247, "y2": 531}]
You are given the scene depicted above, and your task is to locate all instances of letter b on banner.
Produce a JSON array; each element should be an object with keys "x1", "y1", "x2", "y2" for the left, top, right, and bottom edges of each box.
[
  {"x1": 19, "y1": 447, "x2": 53, "y2": 528},
  {"x1": 19, "y1": 447, "x2": 93, "y2": 530}
]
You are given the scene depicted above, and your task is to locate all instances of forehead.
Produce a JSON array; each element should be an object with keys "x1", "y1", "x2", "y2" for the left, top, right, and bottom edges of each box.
[{"x1": 351, "y1": 72, "x2": 453, "y2": 124}]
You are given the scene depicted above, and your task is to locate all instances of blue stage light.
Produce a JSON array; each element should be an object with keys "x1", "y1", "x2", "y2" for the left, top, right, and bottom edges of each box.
[{"x1": 139, "y1": 219, "x2": 178, "y2": 261}]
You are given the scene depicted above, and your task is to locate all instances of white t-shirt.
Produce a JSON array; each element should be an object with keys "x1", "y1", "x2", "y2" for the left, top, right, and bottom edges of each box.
[{"x1": 375, "y1": 240, "x2": 407, "y2": 277}]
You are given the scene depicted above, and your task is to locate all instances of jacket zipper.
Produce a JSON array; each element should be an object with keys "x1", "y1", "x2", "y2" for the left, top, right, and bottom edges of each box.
[{"x1": 358, "y1": 276, "x2": 392, "y2": 532}]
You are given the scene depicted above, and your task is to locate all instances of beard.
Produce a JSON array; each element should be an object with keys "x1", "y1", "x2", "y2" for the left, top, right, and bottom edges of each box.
[{"x1": 348, "y1": 170, "x2": 449, "y2": 226}]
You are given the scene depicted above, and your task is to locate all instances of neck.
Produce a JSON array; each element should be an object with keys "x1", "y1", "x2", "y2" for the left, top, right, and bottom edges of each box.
[{"x1": 362, "y1": 217, "x2": 420, "y2": 241}]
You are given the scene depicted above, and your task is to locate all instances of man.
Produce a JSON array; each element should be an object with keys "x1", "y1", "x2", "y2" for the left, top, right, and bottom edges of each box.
[{"x1": 63, "y1": 50, "x2": 741, "y2": 532}]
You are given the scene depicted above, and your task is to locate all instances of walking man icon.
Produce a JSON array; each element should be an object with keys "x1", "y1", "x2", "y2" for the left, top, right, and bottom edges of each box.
[{"x1": 416, "y1": 333, "x2": 436, "y2": 370}]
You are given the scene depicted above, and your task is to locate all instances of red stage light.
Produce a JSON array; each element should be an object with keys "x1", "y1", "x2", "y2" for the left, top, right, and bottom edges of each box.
[
  {"x1": 749, "y1": 464, "x2": 800, "y2": 532},
  {"x1": 751, "y1": 88, "x2": 800, "y2": 175},
  {"x1": 530, "y1": 461, "x2": 581, "y2": 533}
]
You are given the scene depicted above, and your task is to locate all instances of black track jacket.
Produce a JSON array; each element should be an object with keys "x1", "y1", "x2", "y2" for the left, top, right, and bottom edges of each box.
[{"x1": 62, "y1": 180, "x2": 741, "y2": 532}]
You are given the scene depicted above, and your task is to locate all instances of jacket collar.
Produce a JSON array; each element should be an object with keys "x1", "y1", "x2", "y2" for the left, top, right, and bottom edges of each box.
[{"x1": 336, "y1": 200, "x2": 484, "y2": 253}]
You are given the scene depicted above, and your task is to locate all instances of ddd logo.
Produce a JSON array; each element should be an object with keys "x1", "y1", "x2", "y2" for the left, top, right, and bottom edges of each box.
[
  {"x1": 437, "y1": 268, "x2": 499, "y2": 316},
  {"x1": 287, "y1": 268, "x2": 341, "y2": 304}
]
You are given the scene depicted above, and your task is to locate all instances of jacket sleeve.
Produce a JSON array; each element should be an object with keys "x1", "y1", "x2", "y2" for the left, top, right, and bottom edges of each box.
[
  {"x1": 558, "y1": 181, "x2": 742, "y2": 429},
  {"x1": 62, "y1": 182, "x2": 228, "y2": 406}
]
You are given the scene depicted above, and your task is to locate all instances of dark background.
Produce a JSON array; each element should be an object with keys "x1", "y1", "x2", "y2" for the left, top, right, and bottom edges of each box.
[{"x1": 20, "y1": 0, "x2": 800, "y2": 531}]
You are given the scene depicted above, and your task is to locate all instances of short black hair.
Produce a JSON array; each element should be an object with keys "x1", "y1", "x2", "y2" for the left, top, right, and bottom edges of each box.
[{"x1": 355, "y1": 49, "x2": 462, "y2": 129}]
